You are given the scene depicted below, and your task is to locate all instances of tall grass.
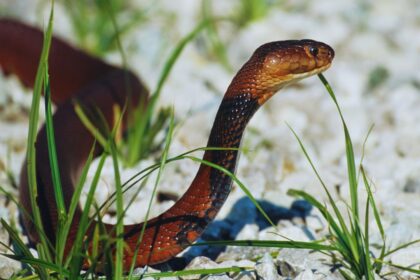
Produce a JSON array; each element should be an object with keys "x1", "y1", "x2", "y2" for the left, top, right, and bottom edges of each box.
[{"x1": 21, "y1": 3, "x2": 55, "y2": 278}]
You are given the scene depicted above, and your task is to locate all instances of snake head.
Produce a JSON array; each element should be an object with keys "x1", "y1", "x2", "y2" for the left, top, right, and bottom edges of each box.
[
  {"x1": 261, "y1": 39, "x2": 334, "y2": 77},
  {"x1": 229, "y1": 39, "x2": 334, "y2": 104}
]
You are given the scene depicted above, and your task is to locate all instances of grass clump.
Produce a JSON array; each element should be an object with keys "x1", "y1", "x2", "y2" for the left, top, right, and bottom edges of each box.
[{"x1": 194, "y1": 74, "x2": 420, "y2": 279}]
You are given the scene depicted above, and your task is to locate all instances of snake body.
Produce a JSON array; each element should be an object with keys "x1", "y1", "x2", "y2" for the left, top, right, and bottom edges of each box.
[{"x1": 0, "y1": 19, "x2": 334, "y2": 270}]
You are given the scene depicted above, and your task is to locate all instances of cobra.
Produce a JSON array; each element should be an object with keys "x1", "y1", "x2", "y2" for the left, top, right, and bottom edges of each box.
[{"x1": 0, "y1": 19, "x2": 334, "y2": 270}]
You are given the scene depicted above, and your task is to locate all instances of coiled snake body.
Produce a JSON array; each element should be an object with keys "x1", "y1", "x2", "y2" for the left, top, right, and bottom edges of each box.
[{"x1": 0, "y1": 19, "x2": 334, "y2": 271}]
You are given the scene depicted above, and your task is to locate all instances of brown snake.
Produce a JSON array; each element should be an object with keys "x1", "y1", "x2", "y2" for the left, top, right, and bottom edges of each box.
[{"x1": 0, "y1": 19, "x2": 334, "y2": 271}]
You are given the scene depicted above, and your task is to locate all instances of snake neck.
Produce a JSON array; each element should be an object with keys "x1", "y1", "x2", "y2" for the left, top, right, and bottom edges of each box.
[
  {"x1": 194, "y1": 91, "x2": 261, "y2": 217},
  {"x1": 205, "y1": 91, "x2": 260, "y2": 171},
  {"x1": 163, "y1": 91, "x2": 261, "y2": 240}
]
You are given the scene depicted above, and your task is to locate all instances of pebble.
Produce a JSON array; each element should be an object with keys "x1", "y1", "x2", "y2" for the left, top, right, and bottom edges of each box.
[
  {"x1": 182, "y1": 257, "x2": 220, "y2": 280},
  {"x1": 0, "y1": 255, "x2": 20, "y2": 279},
  {"x1": 276, "y1": 249, "x2": 345, "y2": 279},
  {"x1": 388, "y1": 246, "x2": 420, "y2": 279},
  {"x1": 255, "y1": 253, "x2": 282, "y2": 280},
  {"x1": 133, "y1": 266, "x2": 177, "y2": 280}
]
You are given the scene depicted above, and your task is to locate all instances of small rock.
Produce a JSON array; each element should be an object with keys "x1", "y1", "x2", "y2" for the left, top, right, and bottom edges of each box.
[
  {"x1": 294, "y1": 270, "x2": 315, "y2": 280},
  {"x1": 276, "y1": 249, "x2": 333, "y2": 278},
  {"x1": 305, "y1": 216, "x2": 325, "y2": 233},
  {"x1": 295, "y1": 267, "x2": 346, "y2": 280},
  {"x1": 231, "y1": 271, "x2": 256, "y2": 280},
  {"x1": 384, "y1": 222, "x2": 417, "y2": 249},
  {"x1": 132, "y1": 266, "x2": 168, "y2": 280},
  {"x1": 217, "y1": 243, "x2": 276, "y2": 263},
  {"x1": 221, "y1": 259, "x2": 256, "y2": 280},
  {"x1": 185, "y1": 256, "x2": 219, "y2": 269},
  {"x1": 313, "y1": 269, "x2": 346, "y2": 280},
  {"x1": 255, "y1": 253, "x2": 282, "y2": 280},
  {"x1": 206, "y1": 275, "x2": 232, "y2": 280},
  {"x1": 263, "y1": 222, "x2": 311, "y2": 242},
  {"x1": 236, "y1": 224, "x2": 259, "y2": 240},
  {"x1": 0, "y1": 228, "x2": 9, "y2": 252},
  {"x1": 388, "y1": 246, "x2": 420, "y2": 279},
  {"x1": 277, "y1": 249, "x2": 308, "y2": 278},
  {"x1": 403, "y1": 178, "x2": 420, "y2": 193},
  {"x1": 0, "y1": 255, "x2": 20, "y2": 279},
  {"x1": 219, "y1": 259, "x2": 255, "y2": 268},
  {"x1": 388, "y1": 246, "x2": 420, "y2": 266},
  {"x1": 183, "y1": 256, "x2": 219, "y2": 280}
]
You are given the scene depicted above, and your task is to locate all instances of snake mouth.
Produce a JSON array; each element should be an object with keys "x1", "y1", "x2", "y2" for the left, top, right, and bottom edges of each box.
[
  {"x1": 256, "y1": 60, "x2": 333, "y2": 105},
  {"x1": 294, "y1": 61, "x2": 333, "y2": 79}
]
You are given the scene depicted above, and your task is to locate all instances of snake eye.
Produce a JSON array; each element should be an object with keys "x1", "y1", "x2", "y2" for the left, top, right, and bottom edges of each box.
[{"x1": 309, "y1": 46, "x2": 319, "y2": 57}]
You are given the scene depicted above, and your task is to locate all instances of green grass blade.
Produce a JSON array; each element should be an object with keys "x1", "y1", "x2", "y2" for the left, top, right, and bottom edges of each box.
[
  {"x1": 2, "y1": 253, "x2": 70, "y2": 276},
  {"x1": 43, "y1": 64, "x2": 67, "y2": 273},
  {"x1": 25, "y1": 1, "x2": 55, "y2": 266},
  {"x1": 363, "y1": 198, "x2": 374, "y2": 279},
  {"x1": 383, "y1": 239, "x2": 420, "y2": 258},
  {"x1": 202, "y1": 0, "x2": 232, "y2": 71},
  {"x1": 2, "y1": 219, "x2": 51, "y2": 278},
  {"x1": 288, "y1": 82, "x2": 364, "y2": 266},
  {"x1": 43, "y1": 65, "x2": 66, "y2": 221},
  {"x1": 1, "y1": 219, "x2": 34, "y2": 260},
  {"x1": 377, "y1": 261, "x2": 420, "y2": 275},
  {"x1": 191, "y1": 239, "x2": 337, "y2": 251},
  {"x1": 361, "y1": 166, "x2": 384, "y2": 242},
  {"x1": 287, "y1": 189, "x2": 346, "y2": 244},
  {"x1": 361, "y1": 165, "x2": 387, "y2": 273},
  {"x1": 357, "y1": 125, "x2": 374, "y2": 180},
  {"x1": 74, "y1": 102, "x2": 109, "y2": 150},
  {"x1": 104, "y1": 0, "x2": 127, "y2": 67},
  {"x1": 109, "y1": 130, "x2": 124, "y2": 278},
  {"x1": 138, "y1": 266, "x2": 253, "y2": 279},
  {"x1": 287, "y1": 125, "x2": 355, "y2": 248},
  {"x1": 318, "y1": 74, "x2": 359, "y2": 219},
  {"x1": 151, "y1": 20, "x2": 208, "y2": 105}
]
